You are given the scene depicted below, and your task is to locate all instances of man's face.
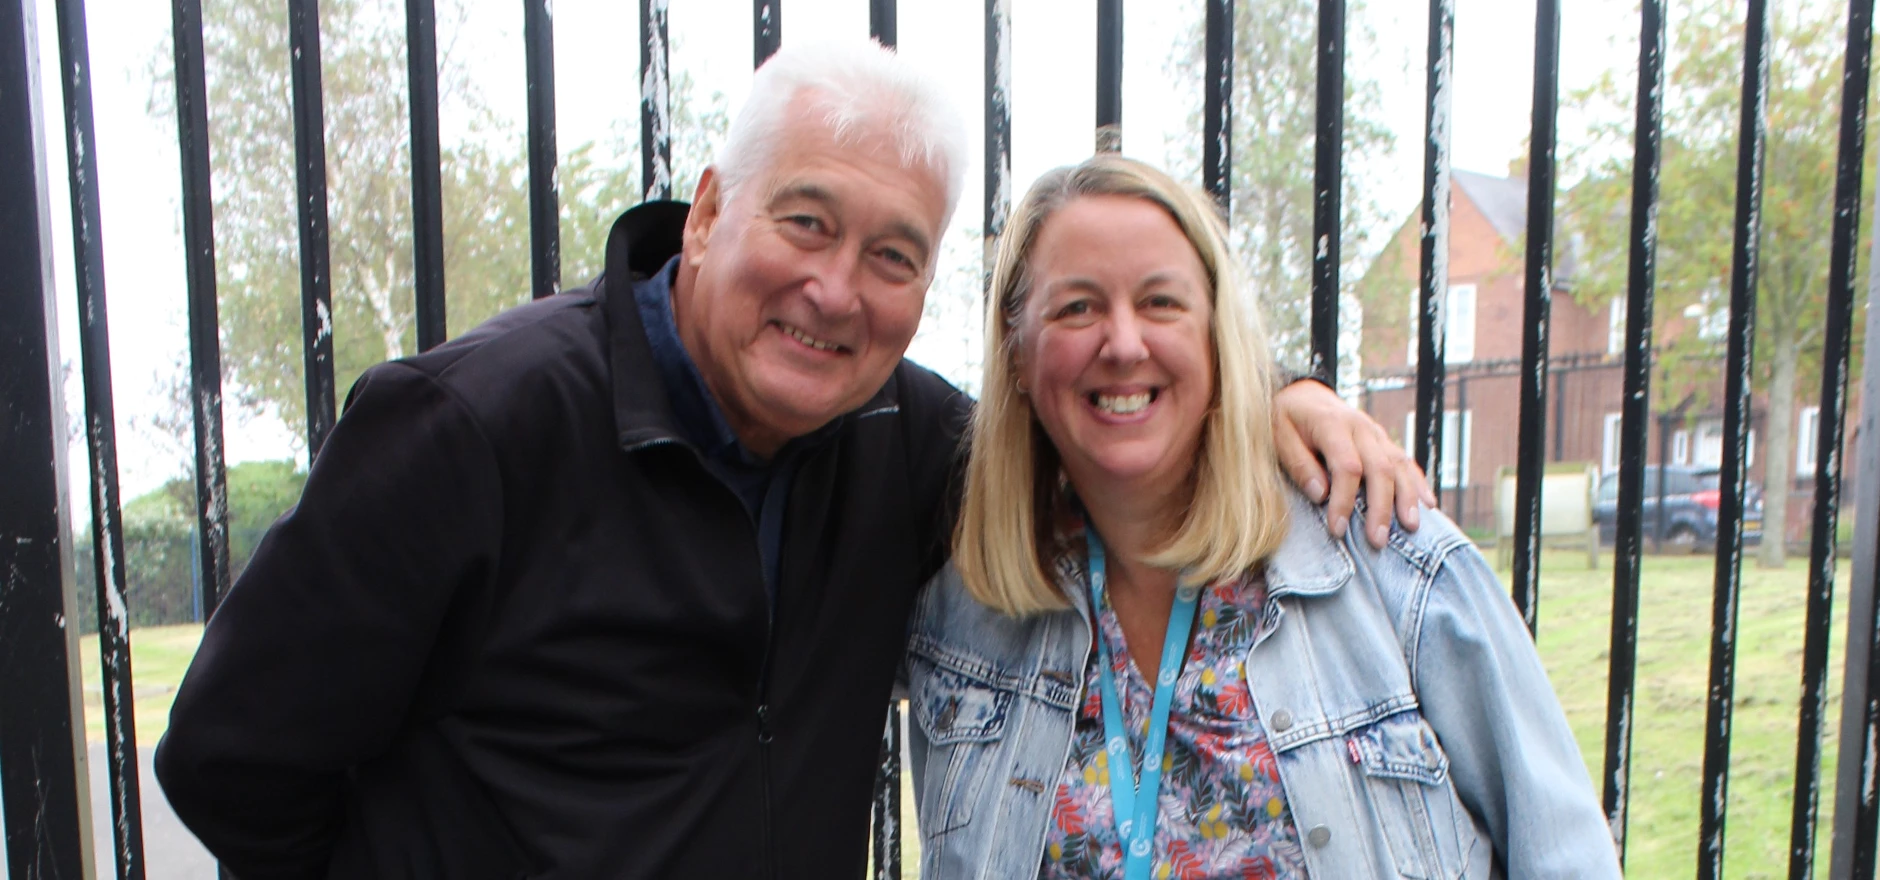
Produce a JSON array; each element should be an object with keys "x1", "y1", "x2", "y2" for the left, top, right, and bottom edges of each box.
[{"x1": 675, "y1": 104, "x2": 949, "y2": 457}]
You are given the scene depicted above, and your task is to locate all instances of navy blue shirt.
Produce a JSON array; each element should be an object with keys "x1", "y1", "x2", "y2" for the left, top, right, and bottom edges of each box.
[{"x1": 632, "y1": 257, "x2": 827, "y2": 596}]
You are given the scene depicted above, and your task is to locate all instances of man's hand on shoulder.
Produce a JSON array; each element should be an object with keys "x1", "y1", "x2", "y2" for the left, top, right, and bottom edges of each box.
[{"x1": 1273, "y1": 378, "x2": 1435, "y2": 549}]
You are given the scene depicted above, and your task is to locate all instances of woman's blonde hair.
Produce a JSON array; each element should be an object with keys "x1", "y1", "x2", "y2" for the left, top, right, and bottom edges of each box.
[{"x1": 953, "y1": 155, "x2": 1292, "y2": 615}]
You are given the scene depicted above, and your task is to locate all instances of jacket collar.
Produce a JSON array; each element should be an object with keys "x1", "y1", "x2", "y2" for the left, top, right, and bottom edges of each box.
[
  {"x1": 600, "y1": 201, "x2": 900, "y2": 451},
  {"x1": 1262, "y1": 490, "x2": 1356, "y2": 600}
]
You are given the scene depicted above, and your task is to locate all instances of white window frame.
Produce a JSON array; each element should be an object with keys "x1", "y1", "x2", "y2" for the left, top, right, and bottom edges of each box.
[
  {"x1": 1405, "y1": 283, "x2": 1476, "y2": 366},
  {"x1": 1405, "y1": 409, "x2": 1472, "y2": 489},
  {"x1": 1602, "y1": 413, "x2": 1624, "y2": 474},
  {"x1": 1798, "y1": 406, "x2": 1821, "y2": 476},
  {"x1": 1608, "y1": 297, "x2": 1626, "y2": 356},
  {"x1": 1446, "y1": 284, "x2": 1476, "y2": 364},
  {"x1": 1696, "y1": 419, "x2": 1725, "y2": 467},
  {"x1": 1672, "y1": 429, "x2": 1690, "y2": 466}
]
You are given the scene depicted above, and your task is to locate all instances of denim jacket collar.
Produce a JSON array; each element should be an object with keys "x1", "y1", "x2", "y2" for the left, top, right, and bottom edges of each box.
[
  {"x1": 1263, "y1": 492, "x2": 1356, "y2": 601},
  {"x1": 1057, "y1": 490, "x2": 1352, "y2": 618}
]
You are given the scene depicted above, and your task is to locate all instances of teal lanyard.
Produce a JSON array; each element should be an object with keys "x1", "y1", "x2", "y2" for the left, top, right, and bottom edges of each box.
[{"x1": 1086, "y1": 527, "x2": 1201, "y2": 880}]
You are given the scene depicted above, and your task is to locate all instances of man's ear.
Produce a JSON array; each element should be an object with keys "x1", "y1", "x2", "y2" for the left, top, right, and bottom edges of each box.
[{"x1": 682, "y1": 168, "x2": 723, "y2": 267}]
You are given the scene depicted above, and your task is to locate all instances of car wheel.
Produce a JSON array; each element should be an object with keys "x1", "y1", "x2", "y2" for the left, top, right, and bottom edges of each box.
[{"x1": 1666, "y1": 525, "x2": 1699, "y2": 555}]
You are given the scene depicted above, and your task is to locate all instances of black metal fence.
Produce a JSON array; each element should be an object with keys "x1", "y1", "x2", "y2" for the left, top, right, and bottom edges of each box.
[{"x1": 2, "y1": 0, "x2": 1878, "y2": 877}]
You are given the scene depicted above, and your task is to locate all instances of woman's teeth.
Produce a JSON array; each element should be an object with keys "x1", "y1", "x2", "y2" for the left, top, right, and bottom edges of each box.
[{"x1": 1093, "y1": 391, "x2": 1153, "y2": 414}]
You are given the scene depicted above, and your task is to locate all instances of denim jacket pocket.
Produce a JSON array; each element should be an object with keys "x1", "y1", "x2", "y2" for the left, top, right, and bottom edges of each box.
[
  {"x1": 910, "y1": 653, "x2": 1016, "y2": 836},
  {"x1": 1349, "y1": 711, "x2": 1469, "y2": 880}
]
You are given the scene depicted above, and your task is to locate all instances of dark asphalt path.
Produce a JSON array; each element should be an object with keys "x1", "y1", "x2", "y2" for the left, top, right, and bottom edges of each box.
[
  {"x1": 0, "y1": 745, "x2": 215, "y2": 879},
  {"x1": 88, "y1": 744, "x2": 217, "y2": 878}
]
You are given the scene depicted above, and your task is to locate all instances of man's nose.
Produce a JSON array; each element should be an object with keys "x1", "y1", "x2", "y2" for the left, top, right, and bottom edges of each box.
[
  {"x1": 801, "y1": 248, "x2": 865, "y2": 317},
  {"x1": 1100, "y1": 309, "x2": 1149, "y2": 364}
]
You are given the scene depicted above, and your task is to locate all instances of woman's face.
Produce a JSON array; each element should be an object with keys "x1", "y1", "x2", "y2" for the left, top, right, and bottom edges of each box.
[{"x1": 1015, "y1": 194, "x2": 1216, "y2": 499}]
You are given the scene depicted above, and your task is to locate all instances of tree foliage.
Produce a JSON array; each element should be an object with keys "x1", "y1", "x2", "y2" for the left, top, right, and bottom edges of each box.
[
  {"x1": 1560, "y1": 0, "x2": 1875, "y2": 564},
  {"x1": 1173, "y1": 0, "x2": 1397, "y2": 377},
  {"x1": 74, "y1": 460, "x2": 309, "y2": 632}
]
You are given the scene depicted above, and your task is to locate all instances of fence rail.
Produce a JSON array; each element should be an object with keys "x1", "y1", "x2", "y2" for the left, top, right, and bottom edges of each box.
[{"x1": 3, "y1": 0, "x2": 1878, "y2": 877}]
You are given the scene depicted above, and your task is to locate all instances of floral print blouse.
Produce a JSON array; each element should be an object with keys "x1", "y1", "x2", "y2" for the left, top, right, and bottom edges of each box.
[{"x1": 1040, "y1": 562, "x2": 1308, "y2": 880}]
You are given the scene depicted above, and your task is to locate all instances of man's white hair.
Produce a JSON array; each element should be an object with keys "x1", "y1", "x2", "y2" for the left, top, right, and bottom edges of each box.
[{"x1": 713, "y1": 39, "x2": 969, "y2": 232}]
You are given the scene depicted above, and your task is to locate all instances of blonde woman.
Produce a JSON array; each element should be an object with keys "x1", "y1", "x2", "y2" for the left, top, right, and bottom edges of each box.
[{"x1": 905, "y1": 155, "x2": 1617, "y2": 879}]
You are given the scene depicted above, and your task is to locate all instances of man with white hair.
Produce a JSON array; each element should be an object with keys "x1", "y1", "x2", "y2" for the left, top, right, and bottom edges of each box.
[{"x1": 155, "y1": 40, "x2": 1427, "y2": 879}]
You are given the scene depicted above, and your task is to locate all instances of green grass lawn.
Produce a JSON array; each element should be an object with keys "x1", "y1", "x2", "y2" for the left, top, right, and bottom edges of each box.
[
  {"x1": 1528, "y1": 548, "x2": 1850, "y2": 879},
  {"x1": 77, "y1": 623, "x2": 202, "y2": 748},
  {"x1": 90, "y1": 548, "x2": 1854, "y2": 877}
]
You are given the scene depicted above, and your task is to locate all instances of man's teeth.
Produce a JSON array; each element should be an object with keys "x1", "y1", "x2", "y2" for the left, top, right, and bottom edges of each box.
[
  {"x1": 1094, "y1": 392, "x2": 1152, "y2": 415},
  {"x1": 783, "y1": 324, "x2": 841, "y2": 352}
]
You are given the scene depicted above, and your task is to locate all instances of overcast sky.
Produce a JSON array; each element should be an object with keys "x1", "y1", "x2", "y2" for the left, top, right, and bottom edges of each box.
[{"x1": 27, "y1": 0, "x2": 1642, "y2": 516}]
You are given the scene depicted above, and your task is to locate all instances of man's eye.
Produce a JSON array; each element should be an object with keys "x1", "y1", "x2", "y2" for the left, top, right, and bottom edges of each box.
[
  {"x1": 880, "y1": 247, "x2": 916, "y2": 270},
  {"x1": 785, "y1": 214, "x2": 827, "y2": 233}
]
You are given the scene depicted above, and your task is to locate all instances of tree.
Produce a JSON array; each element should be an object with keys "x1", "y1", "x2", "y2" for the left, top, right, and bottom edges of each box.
[
  {"x1": 72, "y1": 460, "x2": 309, "y2": 632},
  {"x1": 1560, "y1": 0, "x2": 1875, "y2": 566},
  {"x1": 153, "y1": 0, "x2": 725, "y2": 444},
  {"x1": 1171, "y1": 0, "x2": 1398, "y2": 381}
]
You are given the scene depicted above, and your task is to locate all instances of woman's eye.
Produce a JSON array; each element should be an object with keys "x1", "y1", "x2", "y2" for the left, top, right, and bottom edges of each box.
[
  {"x1": 1144, "y1": 294, "x2": 1182, "y2": 311},
  {"x1": 1054, "y1": 300, "x2": 1091, "y2": 319}
]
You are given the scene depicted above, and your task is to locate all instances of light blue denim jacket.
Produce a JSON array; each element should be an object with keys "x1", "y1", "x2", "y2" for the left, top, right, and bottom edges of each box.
[{"x1": 905, "y1": 492, "x2": 1620, "y2": 879}]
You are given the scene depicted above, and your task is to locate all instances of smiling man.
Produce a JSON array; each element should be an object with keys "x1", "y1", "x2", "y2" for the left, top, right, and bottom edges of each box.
[{"x1": 154, "y1": 41, "x2": 1427, "y2": 880}]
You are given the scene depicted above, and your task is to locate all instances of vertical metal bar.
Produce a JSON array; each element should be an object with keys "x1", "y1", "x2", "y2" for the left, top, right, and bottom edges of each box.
[
  {"x1": 641, "y1": 0, "x2": 672, "y2": 201},
  {"x1": 1307, "y1": 0, "x2": 1345, "y2": 378},
  {"x1": 754, "y1": 0, "x2": 781, "y2": 68},
  {"x1": 171, "y1": 0, "x2": 233, "y2": 619},
  {"x1": 524, "y1": 0, "x2": 559, "y2": 299},
  {"x1": 407, "y1": 0, "x2": 447, "y2": 351},
  {"x1": 289, "y1": 0, "x2": 336, "y2": 456},
  {"x1": 0, "y1": 0, "x2": 92, "y2": 872},
  {"x1": 984, "y1": 0, "x2": 1011, "y2": 289},
  {"x1": 1202, "y1": 0, "x2": 1232, "y2": 209},
  {"x1": 1509, "y1": 0, "x2": 1560, "y2": 635},
  {"x1": 1552, "y1": 370, "x2": 1567, "y2": 461},
  {"x1": 870, "y1": 26, "x2": 902, "y2": 880},
  {"x1": 872, "y1": 704, "x2": 903, "y2": 880},
  {"x1": 1600, "y1": 0, "x2": 1666, "y2": 863},
  {"x1": 1696, "y1": 1, "x2": 1771, "y2": 874},
  {"x1": 1411, "y1": 0, "x2": 1454, "y2": 496},
  {"x1": 1797, "y1": 1, "x2": 1874, "y2": 876},
  {"x1": 1830, "y1": 147, "x2": 1880, "y2": 880},
  {"x1": 869, "y1": 0, "x2": 895, "y2": 47},
  {"x1": 1095, "y1": 0, "x2": 1122, "y2": 153},
  {"x1": 52, "y1": 0, "x2": 147, "y2": 873},
  {"x1": 1454, "y1": 375, "x2": 1468, "y2": 528}
]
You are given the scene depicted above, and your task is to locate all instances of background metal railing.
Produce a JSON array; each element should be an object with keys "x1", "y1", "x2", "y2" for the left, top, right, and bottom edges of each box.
[{"x1": 3, "y1": 0, "x2": 1879, "y2": 877}]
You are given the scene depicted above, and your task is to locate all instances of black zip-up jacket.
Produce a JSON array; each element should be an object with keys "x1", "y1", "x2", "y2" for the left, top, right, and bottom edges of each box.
[{"x1": 154, "y1": 202, "x2": 971, "y2": 879}]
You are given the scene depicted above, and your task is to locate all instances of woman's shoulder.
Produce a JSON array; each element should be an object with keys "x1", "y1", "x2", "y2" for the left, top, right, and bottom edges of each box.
[
  {"x1": 1272, "y1": 490, "x2": 1504, "y2": 633},
  {"x1": 908, "y1": 561, "x2": 1083, "y2": 683}
]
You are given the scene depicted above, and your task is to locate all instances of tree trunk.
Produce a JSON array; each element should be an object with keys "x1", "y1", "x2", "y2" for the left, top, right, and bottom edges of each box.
[{"x1": 1757, "y1": 329, "x2": 1800, "y2": 568}]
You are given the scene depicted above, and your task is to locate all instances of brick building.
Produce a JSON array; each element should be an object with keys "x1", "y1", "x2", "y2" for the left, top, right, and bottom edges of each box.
[{"x1": 1356, "y1": 170, "x2": 1855, "y2": 544}]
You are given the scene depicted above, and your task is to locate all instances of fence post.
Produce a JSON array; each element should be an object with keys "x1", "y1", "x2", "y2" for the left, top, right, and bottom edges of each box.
[
  {"x1": 0, "y1": 0, "x2": 95, "y2": 874},
  {"x1": 1828, "y1": 81, "x2": 1880, "y2": 880}
]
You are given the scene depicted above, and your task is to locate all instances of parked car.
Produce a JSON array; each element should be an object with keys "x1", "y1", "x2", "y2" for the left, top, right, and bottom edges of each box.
[{"x1": 1592, "y1": 465, "x2": 1763, "y2": 553}]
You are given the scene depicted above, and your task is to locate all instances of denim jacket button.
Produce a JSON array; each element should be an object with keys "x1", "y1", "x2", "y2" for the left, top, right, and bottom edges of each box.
[
  {"x1": 1270, "y1": 709, "x2": 1293, "y2": 732},
  {"x1": 1307, "y1": 825, "x2": 1331, "y2": 847}
]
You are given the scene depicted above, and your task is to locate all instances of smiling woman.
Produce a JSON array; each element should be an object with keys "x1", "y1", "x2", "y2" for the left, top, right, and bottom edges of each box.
[{"x1": 909, "y1": 155, "x2": 1620, "y2": 880}]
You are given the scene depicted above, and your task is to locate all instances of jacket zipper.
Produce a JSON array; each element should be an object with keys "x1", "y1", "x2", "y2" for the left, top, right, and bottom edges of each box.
[{"x1": 664, "y1": 440, "x2": 781, "y2": 879}]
